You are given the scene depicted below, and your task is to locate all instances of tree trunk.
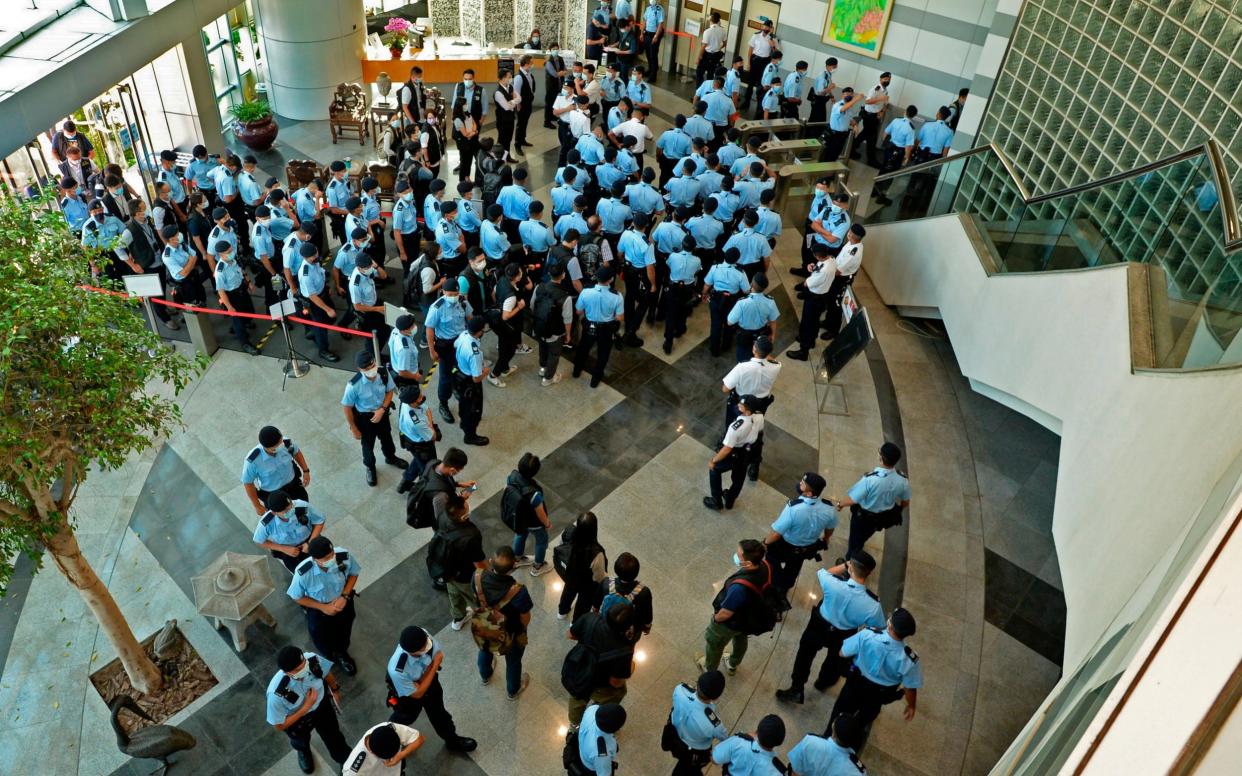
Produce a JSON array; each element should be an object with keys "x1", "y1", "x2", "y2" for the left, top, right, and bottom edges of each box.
[{"x1": 43, "y1": 520, "x2": 163, "y2": 695}]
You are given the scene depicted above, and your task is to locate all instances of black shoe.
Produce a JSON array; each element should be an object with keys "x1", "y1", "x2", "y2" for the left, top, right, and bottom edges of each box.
[
  {"x1": 439, "y1": 403, "x2": 456, "y2": 423},
  {"x1": 543, "y1": 122, "x2": 557, "y2": 129},
  {"x1": 702, "y1": 497, "x2": 723, "y2": 511},
  {"x1": 813, "y1": 677, "x2": 838, "y2": 692},
  {"x1": 243, "y1": 343, "x2": 261, "y2": 356},
  {"x1": 662, "y1": 341, "x2": 672, "y2": 354},
  {"x1": 820, "y1": 331, "x2": 836, "y2": 342},
  {"x1": 447, "y1": 736, "x2": 479, "y2": 752},
  {"x1": 296, "y1": 748, "x2": 314, "y2": 774},
  {"x1": 319, "y1": 349, "x2": 340, "y2": 363},
  {"x1": 432, "y1": 578, "x2": 447, "y2": 591},
  {"x1": 396, "y1": 479, "x2": 413, "y2": 494},
  {"x1": 623, "y1": 334, "x2": 644, "y2": 347},
  {"x1": 589, "y1": 378, "x2": 601, "y2": 388},
  {"x1": 464, "y1": 434, "x2": 490, "y2": 446},
  {"x1": 337, "y1": 653, "x2": 357, "y2": 676},
  {"x1": 790, "y1": 267, "x2": 811, "y2": 278},
  {"x1": 747, "y1": 468, "x2": 759, "y2": 482},
  {"x1": 384, "y1": 455, "x2": 409, "y2": 469},
  {"x1": 793, "y1": 282, "x2": 807, "y2": 292},
  {"x1": 775, "y1": 687, "x2": 804, "y2": 704},
  {"x1": 786, "y1": 349, "x2": 809, "y2": 361},
  {"x1": 723, "y1": 498, "x2": 735, "y2": 510},
  {"x1": 572, "y1": 368, "x2": 583, "y2": 378},
  {"x1": 365, "y1": 466, "x2": 377, "y2": 486}
]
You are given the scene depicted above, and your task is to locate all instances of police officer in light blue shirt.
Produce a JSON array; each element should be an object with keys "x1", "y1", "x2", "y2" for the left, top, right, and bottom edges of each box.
[
  {"x1": 665, "y1": 164, "x2": 701, "y2": 209},
  {"x1": 558, "y1": 158, "x2": 590, "y2": 194},
  {"x1": 705, "y1": 86, "x2": 733, "y2": 127},
  {"x1": 811, "y1": 192, "x2": 851, "y2": 254},
  {"x1": 341, "y1": 350, "x2": 407, "y2": 484},
  {"x1": 596, "y1": 157, "x2": 627, "y2": 194},
  {"x1": 283, "y1": 229, "x2": 309, "y2": 281},
  {"x1": 205, "y1": 207, "x2": 238, "y2": 265},
  {"x1": 667, "y1": 671, "x2": 728, "y2": 772},
  {"x1": 497, "y1": 174, "x2": 532, "y2": 235},
  {"x1": 626, "y1": 71, "x2": 652, "y2": 108},
  {"x1": 767, "y1": 471, "x2": 837, "y2": 590},
  {"x1": 557, "y1": 199, "x2": 590, "y2": 241},
  {"x1": 717, "y1": 133, "x2": 745, "y2": 169},
  {"x1": 519, "y1": 201, "x2": 557, "y2": 257},
  {"x1": 241, "y1": 425, "x2": 310, "y2": 515},
  {"x1": 425, "y1": 284, "x2": 473, "y2": 415},
  {"x1": 916, "y1": 106, "x2": 955, "y2": 160},
  {"x1": 296, "y1": 243, "x2": 339, "y2": 362},
  {"x1": 607, "y1": 102, "x2": 629, "y2": 132},
  {"x1": 710, "y1": 181, "x2": 741, "y2": 223},
  {"x1": 596, "y1": 184, "x2": 632, "y2": 236},
  {"x1": 211, "y1": 157, "x2": 239, "y2": 201},
  {"x1": 755, "y1": 189, "x2": 782, "y2": 239},
  {"x1": 615, "y1": 146, "x2": 640, "y2": 178},
  {"x1": 761, "y1": 78, "x2": 782, "y2": 118},
  {"x1": 435, "y1": 200, "x2": 465, "y2": 261},
  {"x1": 687, "y1": 204, "x2": 725, "y2": 254},
  {"x1": 788, "y1": 716, "x2": 869, "y2": 776},
  {"x1": 642, "y1": 0, "x2": 664, "y2": 32},
  {"x1": 480, "y1": 205, "x2": 511, "y2": 262},
  {"x1": 250, "y1": 205, "x2": 282, "y2": 307},
  {"x1": 577, "y1": 703, "x2": 627, "y2": 776},
  {"x1": 626, "y1": 173, "x2": 664, "y2": 216},
  {"x1": 59, "y1": 178, "x2": 90, "y2": 232},
  {"x1": 777, "y1": 551, "x2": 884, "y2": 705},
  {"x1": 387, "y1": 314, "x2": 421, "y2": 387},
  {"x1": 185, "y1": 145, "x2": 218, "y2": 204},
  {"x1": 727, "y1": 272, "x2": 779, "y2": 362},
  {"x1": 724, "y1": 212, "x2": 773, "y2": 275},
  {"x1": 551, "y1": 177, "x2": 579, "y2": 216},
  {"x1": 424, "y1": 181, "x2": 445, "y2": 235},
  {"x1": 577, "y1": 130, "x2": 608, "y2": 166},
  {"x1": 392, "y1": 180, "x2": 418, "y2": 264},
  {"x1": 652, "y1": 210, "x2": 688, "y2": 256},
  {"x1": 288, "y1": 536, "x2": 362, "y2": 673},
  {"x1": 684, "y1": 106, "x2": 714, "y2": 144},
  {"x1": 712, "y1": 714, "x2": 786, "y2": 776},
  {"x1": 829, "y1": 607, "x2": 922, "y2": 734},
  {"x1": 723, "y1": 63, "x2": 744, "y2": 101},
  {"x1": 874, "y1": 105, "x2": 919, "y2": 205},
  {"x1": 265, "y1": 645, "x2": 351, "y2": 770},
  {"x1": 157, "y1": 150, "x2": 187, "y2": 207},
  {"x1": 253, "y1": 490, "x2": 326, "y2": 572},
  {"x1": 238, "y1": 157, "x2": 264, "y2": 208},
  {"x1": 160, "y1": 227, "x2": 197, "y2": 295},
  {"x1": 781, "y1": 62, "x2": 808, "y2": 118},
  {"x1": 572, "y1": 268, "x2": 625, "y2": 387},
  {"x1": 452, "y1": 317, "x2": 490, "y2": 444},
  {"x1": 839, "y1": 441, "x2": 911, "y2": 560}
]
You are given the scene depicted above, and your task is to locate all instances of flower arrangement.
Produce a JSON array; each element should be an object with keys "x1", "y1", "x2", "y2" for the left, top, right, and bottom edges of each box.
[{"x1": 384, "y1": 17, "x2": 412, "y2": 50}]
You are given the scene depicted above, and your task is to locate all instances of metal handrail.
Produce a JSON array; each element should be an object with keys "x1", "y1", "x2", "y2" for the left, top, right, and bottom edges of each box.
[{"x1": 872, "y1": 139, "x2": 1241, "y2": 252}]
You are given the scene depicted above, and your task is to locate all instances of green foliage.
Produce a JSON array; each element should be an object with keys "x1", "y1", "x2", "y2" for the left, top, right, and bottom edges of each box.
[
  {"x1": 0, "y1": 195, "x2": 205, "y2": 591},
  {"x1": 228, "y1": 100, "x2": 272, "y2": 123}
]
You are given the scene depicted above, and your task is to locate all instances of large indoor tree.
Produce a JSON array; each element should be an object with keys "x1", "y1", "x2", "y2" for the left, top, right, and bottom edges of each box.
[{"x1": 0, "y1": 193, "x2": 203, "y2": 693}]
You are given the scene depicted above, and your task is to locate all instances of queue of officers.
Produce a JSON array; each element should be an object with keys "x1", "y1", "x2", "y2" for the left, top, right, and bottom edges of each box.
[{"x1": 243, "y1": 408, "x2": 915, "y2": 775}]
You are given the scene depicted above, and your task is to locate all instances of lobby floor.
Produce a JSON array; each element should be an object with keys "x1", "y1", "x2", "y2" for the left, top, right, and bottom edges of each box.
[{"x1": 0, "y1": 77, "x2": 1063, "y2": 775}]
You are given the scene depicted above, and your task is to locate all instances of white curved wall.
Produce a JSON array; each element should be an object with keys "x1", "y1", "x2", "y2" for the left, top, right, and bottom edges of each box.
[
  {"x1": 860, "y1": 214, "x2": 1242, "y2": 674},
  {"x1": 256, "y1": 0, "x2": 366, "y2": 121}
]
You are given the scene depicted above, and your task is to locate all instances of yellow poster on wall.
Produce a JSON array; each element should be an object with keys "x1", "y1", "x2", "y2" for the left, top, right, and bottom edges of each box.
[{"x1": 821, "y1": 0, "x2": 894, "y2": 59}]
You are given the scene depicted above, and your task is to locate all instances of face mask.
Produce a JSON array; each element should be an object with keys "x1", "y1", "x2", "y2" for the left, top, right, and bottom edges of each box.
[
  {"x1": 93, "y1": 213, "x2": 105, "y2": 223},
  {"x1": 471, "y1": 260, "x2": 487, "y2": 272},
  {"x1": 316, "y1": 558, "x2": 334, "y2": 570},
  {"x1": 814, "y1": 188, "x2": 827, "y2": 199},
  {"x1": 532, "y1": 36, "x2": 541, "y2": 45},
  {"x1": 428, "y1": 116, "x2": 437, "y2": 124},
  {"x1": 732, "y1": 552, "x2": 742, "y2": 568},
  {"x1": 564, "y1": 89, "x2": 572, "y2": 97},
  {"x1": 402, "y1": 193, "x2": 413, "y2": 202},
  {"x1": 291, "y1": 664, "x2": 311, "y2": 680},
  {"x1": 829, "y1": 202, "x2": 843, "y2": 213},
  {"x1": 220, "y1": 254, "x2": 233, "y2": 263},
  {"x1": 464, "y1": 78, "x2": 474, "y2": 86},
  {"x1": 631, "y1": 76, "x2": 639, "y2": 83},
  {"x1": 227, "y1": 219, "x2": 237, "y2": 229},
  {"x1": 362, "y1": 367, "x2": 378, "y2": 379}
]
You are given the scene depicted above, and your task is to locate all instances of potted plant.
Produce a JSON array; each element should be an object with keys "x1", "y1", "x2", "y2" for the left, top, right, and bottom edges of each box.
[
  {"x1": 228, "y1": 99, "x2": 279, "y2": 151},
  {"x1": 384, "y1": 17, "x2": 412, "y2": 59}
]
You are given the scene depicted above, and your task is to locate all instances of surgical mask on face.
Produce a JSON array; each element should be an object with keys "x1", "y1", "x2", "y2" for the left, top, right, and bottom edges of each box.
[
  {"x1": 532, "y1": 36, "x2": 541, "y2": 45},
  {"x1": 428, "y1": 116, "x2": 437, "y2": 125},
  {"x1": 471, "y1": 259, "x2": 487, "y2": 272},
  {"x1": 814, "y1": 188, "x2": 828, "y2": 199},
  {"x1": 291, "y1": 664, "x2": 311, "y2": 680},
  {"x1": 732, "y1": 552, "x2": 742, "y2": 568},
  {"x1": 464, "y1": 78, "x2": 474, "y2": 86},
  {"x1": 362, "y1": 367, "x2": 379, "y2": 379},
  {"x1": 631, "y1": 75, "x2": 639, "y2": 83}
]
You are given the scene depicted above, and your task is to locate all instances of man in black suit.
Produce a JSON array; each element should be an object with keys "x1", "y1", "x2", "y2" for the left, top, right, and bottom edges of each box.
[{"x1": 514, "y1": 55, "x2": 537, "y2": 151}]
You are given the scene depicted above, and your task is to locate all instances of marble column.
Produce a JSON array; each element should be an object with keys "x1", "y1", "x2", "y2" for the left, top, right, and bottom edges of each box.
[{"x1": 255, "y1": 0, "x2": 366, "y2": 120}]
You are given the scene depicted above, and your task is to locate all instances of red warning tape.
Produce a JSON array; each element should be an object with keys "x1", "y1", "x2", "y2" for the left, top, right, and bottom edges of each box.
[{"x1": 78, "y1": 284, "x2": 370, "y2": 336}]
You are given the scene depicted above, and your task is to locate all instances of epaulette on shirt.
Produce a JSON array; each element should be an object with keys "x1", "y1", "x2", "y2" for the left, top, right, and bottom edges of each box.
[
  {"x1": 348, "y1": 751, "x2": 366, "y2": 772},
  {"x1": 395, "y1": 652, "x2": 408, "y2": 671},
  {"x1": 261, "y1": 512, "x2": 275, "y2": 525},
  {"x1": 283, "y1": 438, "x2": 294, "y2": 451},
  {"x1": 730, "y1": 418, "x2": 744, "y2": 430},
  {"x1": 787, "y1": 497, "x2": 800, "y2": 507},
  {"x1": 353, "y1": 274, "x2": 364, "y2": 284},
  {"x1": 597, "y1": 736, "x2": 609, "y2": 757},
  {"x1": 247, "y1": 447, "x2": 262, "y2": 461},
  {"x1": 850, "y1": 751, "x2": 868, "y2": 773},
  {"x1": 400, "y1": 335, "x2": 410, "y2": 347},
  {"x1": 705, "y1": 706, "x2": 721, "y2": 725},
  {"x1": 867, "y1": 626, "x2": 883, "y2": 633},
  {"x1": 680, "y1": 682, "x2": 694, "y2": 692},
  {"x1": 296, "y1": 558, "x2": 314, "y2": 575},
  {"x1": 905, "y1": 645, "x2": 919, "y2": 662},
  {"x1": 350, "y1": 372, "x2": 363, "y2": 384},
  {"x1": 865, "y1": 588, "x2": 880, "y2": 601}
]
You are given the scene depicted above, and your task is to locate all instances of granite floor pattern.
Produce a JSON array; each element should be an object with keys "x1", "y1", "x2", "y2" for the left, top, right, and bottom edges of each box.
[{"x1": 0, "y1": 79, "x2": 1072, "y2": 775}]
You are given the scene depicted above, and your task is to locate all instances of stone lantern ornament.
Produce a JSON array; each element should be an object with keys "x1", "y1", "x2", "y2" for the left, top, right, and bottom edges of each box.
[{"x1": 192, "y1": 551, "x2": 277, "y2": 651}]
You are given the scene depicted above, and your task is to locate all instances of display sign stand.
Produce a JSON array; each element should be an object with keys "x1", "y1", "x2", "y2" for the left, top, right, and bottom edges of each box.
[
  {"x1": 269, "y1": 297, "x2": 309, "y2": 385},
  {"x1": 122, "y1": 274, "x2": 170, "y2": 349}
]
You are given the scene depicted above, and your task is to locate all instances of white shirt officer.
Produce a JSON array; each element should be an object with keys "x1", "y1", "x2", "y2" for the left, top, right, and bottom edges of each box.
[
  {"x1": 670, "y1": 682, "x2": 727, "y2": 750},
  {"x1": 342, "y1": 722, "x2": 422, "y2": 775},
  {"x1": 723, "y1": 357, "x2": 780, "y2": 398},
  {"x1": 788, "y1": 732, "x2": 867, "y2": 775}
]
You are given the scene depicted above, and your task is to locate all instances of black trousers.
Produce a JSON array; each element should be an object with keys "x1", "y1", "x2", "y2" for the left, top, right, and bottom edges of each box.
[
  {"x1": 286, "y1": 697, "x2": 352, "y2": 765},
  {"x1": 622, "y1": 264, "x2": 651, "y2": 336},
  {"x1": 696, "y1": 51, "x2": 724, "y2": 88},
  {"x1": 707, "y1": 293, "x2": 738, "y2": 356},
  {"x1": 827, "y1": 669, "x2": 903, "y2": 735},
  {"x1": 433, "y1": 339, "x2": 457, "y2": 404},
  {"x1": 495, "y1": 110, "x2": 515, "y2": 157},
  {"x1": 223, "y1": 197, "x2": 250, "y2": 254},
  {"x1": 743, "y1": 55, "x2": 770, "y2": 108},
  {"x1": 389, "y1": 675, "x2": 460, "y2": 741},
  {"x1": 823, "y1": 129, "x2": 850, "y2": 161},
  {"x1": 708, "y1": 450, "x2": 747, "y2": 506},
  {"x1": 846, "y1": 504, "x2": 890, "y2": 560},
  {"x1": 544, "y1": 74, "x2": 561, "y2": 125},
  {"x1": 573, "y1": 320, "x2": 618, "y2": 386},
  {"x1": 306, "y1": 300, "x2": 332, "y2": 353},
  {"x1": 303, "y1": 596, "x2": 355, "y2": 660},
  {"x1": 662, "y1": 283, "x2": 692, "y2": 346},
  {"x1": 821, "y1": 274, "x2": 852, "y2": 339},
  {"x1": 359, "y1": 309, "x2": 390, "y2": 353},
  {"x1": 516, "y1": 106, "x2": 533, "y2": 147},
  {"x1": 352, "y1": 406, "x2": 396, "y2": 468},
  {"x1": 644, "y1": 33, "x2": 662, "y2": 75},
  {"x1": 798, "y1": 290, "x2": 831, "y2": 351},
  {"x1": 223, "y1": 287, "x2": 254, "y2": 344},
  {"x1": 453, "y1": 374, "x2": 484, "y2": 437},
  {"x1": 790, "y1": 606, "x2": 851, "y2": 690},
  {"x1": 493, "y1": 321, "x2": 520, "y2": 374},
  {"x1": 557, "y1": 579, "x2": 598, "y2": 621},
  {"x1": 808, "y1": 97, "x2": 829, "y2": 126},
  {"x1": 859, "y1": 111, "x2": 882, "y2": 164},
  {"x1": 456, "y1": 138, "x2": 479, "y2": 180}
]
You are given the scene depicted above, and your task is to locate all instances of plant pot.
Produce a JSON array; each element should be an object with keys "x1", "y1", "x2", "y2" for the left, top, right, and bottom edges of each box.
[
  {"x1": 390, "y1": 46, "x2": 403, "y2": 59},
  {"x1": 234, "y1": 115, "x2": 279, "y2": 152}
]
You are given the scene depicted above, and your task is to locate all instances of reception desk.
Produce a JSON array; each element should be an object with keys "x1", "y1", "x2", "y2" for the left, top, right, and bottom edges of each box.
[{"x1": 360, "y1": 39, "x2": 557, "y2": 84}]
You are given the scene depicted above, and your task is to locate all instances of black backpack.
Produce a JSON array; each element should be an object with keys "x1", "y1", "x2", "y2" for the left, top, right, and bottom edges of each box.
[
  {"x1": 577, "y1": 235, "x2": 604, "y2": 282},
  {"x1": 561, "y1": 615, "x2": 632, "y2": 699},
  {"x1": 404, "y1": 253, "x2": 436, "y2": 307},
  {"x1": 405, "y1": 461, "x2": 453, "y2": 529},
  {"x1": 532, "y1": 282, "x2": 569, "y2": 339},
  {"x1": 481, "y1": 157, "x2": 504, "y2": 199},
  {"x1": 713, "y1": 561, "x2": 788, "y2": 636},
  {"x1": 499, "y1": 481, "x2": 532, "y2": 532},
  {"x1": 426, "y1": 523, "x2": 474, "y2": 582}
]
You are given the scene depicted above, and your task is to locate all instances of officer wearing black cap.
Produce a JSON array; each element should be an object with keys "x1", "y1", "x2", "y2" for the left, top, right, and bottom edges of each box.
[
  {"x1": 712, "y1": 713, "x2": 787, "y2": 773},
  {"x1": 342, "y1": 351, "x2": 408, "y2": 486},
  {"x1": 350, "y1": 253, "x2": 390, "y2": 348},
  {"x1": 387, "y1": 314, "x2": 421, "y2": 389},
  {"x1": 325, "y1": 160, "x2": 350, "y2": 245},
  {"x1": 838, "y1": 442, "x2": 911, "y2": 561},
  {"x1": 828, "y1": 607, "x2": 922, "y2": 737},
  {"x1": 704, "y1": 394, "x2": 765, "y2": 511},
  {"x1": 572, "y1": 267, "x2": 625, "y2": 388},
  {"x1": 252, "y1": 490, "x2": 326, "y2": 573},
  {"x1": 342, "y1": 721, "x2": 423, "y2": 775},
  {"x1": 665, "y1": 671, "x2": 728, "y2": 774},
  {"x1": 287, "y1": 537, "x2": 362, "y2": 675},
  {"x1": 776, "y1": 552, "x2": 884, "y2": 705},
  {"x1": 242, "y1": 425, "x2": 312, "y2": 515},
  {"x1": 789, "y1": 714, "x2": 868, "y2": 776},
  {"x1": 386, "y1": 625, "x2": 478, "y2": 752},
  {"x1": 160, "y1": 224, "x2": 204, "y2": 307},
  {"x1": 765, "y1": 473, "x2": 836, "y2": 592},
  {"x1": 572, "y1": 702, "x2": 627, "y2": 776},
  {"x1": 266, "y1": 644, "x2": 351, "y2": 774},
  {"x1": 452, "y1": 317, "x2": 490, "y2": 446},
  {"x1": 295, "y1": 241, "x2": 341, "y2": 362}
]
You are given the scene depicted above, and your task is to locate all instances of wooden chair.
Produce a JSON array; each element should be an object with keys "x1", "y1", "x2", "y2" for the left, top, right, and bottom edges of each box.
[
  {"x1": 284, "y1": 160, "x2": 321, "y2": 194},
  {"x1": 329, "y1": 83, "x2": 370, "y2": 145}
]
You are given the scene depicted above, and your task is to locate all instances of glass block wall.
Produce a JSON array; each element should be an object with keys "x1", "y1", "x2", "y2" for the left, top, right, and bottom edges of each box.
[{"x1": 960, "y1": 0, "x2": 1242, "y2": 302}]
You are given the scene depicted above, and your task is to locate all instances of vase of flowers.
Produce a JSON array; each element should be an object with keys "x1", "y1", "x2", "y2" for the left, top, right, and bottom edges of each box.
[
  {"x1": 384, "y1": 17, "x2": 411, "y2": 59},
  {"x1": 228, "y1": 100, "x2": 279, "y2": 151}
]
